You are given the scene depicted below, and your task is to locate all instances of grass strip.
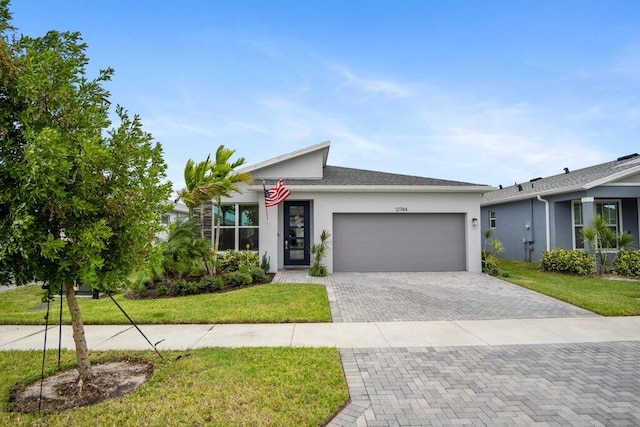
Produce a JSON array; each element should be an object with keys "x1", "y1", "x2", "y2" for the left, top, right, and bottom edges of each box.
[
  {"x1": 498, "y1": 259, "x2": 640, "y2": 316},
  {"x1": 0, "y1": 284, "x2": 331, "y2": 325},
  {"x1": 0, "y1": 348, "x2": 349, "y2": 426}
]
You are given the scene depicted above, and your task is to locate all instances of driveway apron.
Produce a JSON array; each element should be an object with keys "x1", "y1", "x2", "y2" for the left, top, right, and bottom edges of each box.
[{"x1": 275, "y1": 271, "x2": 640, "y2": 426}]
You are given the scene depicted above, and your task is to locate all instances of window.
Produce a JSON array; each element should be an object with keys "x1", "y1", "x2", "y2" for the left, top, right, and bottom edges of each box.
[
  {"x1": 213, "y1": 204, "x2": 259, "y2": 251},
  {"x1": 488, "y1": 210, "x2": 496, "y2": 229},
  {"x1": 572, "y1": 200, "x2": 620, "y2": 250},
  {"x1": 573, "y1": 202, "x2": 584, "y2": 249},
  {"x1": 162, "y1": 211, "x2": 189, "y2": 226}
]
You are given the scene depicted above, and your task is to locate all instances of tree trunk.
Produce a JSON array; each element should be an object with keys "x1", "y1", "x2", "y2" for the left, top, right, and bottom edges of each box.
[
  {"x1": 212, "y1": 199, "x2": 222, "y2": 274},
  {"x1": 64, "y1": 282, "x2": 93, "y2": 382},
  {"x1": 199, "y1": 202, "x2": 205, "y2": 239}
]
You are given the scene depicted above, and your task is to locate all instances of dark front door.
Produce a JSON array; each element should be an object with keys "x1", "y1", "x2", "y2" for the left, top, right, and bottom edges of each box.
[{"x1": 284, "y1": 201, "x2": 310, "y2": 266}]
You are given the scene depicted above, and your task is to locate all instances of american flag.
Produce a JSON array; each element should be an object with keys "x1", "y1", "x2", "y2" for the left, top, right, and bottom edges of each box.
[{"x1": 263, "y1": 179, "x2": 291, "y2": 207}]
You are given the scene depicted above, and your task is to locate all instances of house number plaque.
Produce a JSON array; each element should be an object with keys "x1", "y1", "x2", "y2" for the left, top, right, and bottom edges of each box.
[{"x1": 395, "y1": 207, "x2": 408, "y2": 212}]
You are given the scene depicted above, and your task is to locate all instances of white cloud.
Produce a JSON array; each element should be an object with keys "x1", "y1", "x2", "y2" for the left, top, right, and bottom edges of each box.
[{"x1": 328, "y1": 64, "x2": 413, "y2": 99}]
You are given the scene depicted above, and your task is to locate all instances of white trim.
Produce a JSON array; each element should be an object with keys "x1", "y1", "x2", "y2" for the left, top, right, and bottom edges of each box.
[
  {"x1": 584, "y1": 164, "x2": 640, "y2": 189},
  {"x1": 537, "y1": 196, "x2": 550, "y2": 251},
  {"x1": 600, "y1": 183, "x2": 640, "y2": 187},
  {"x1": 571, "y1": 200, "x2": 584, "y2": 250},
  {"x1": 249, "y1": 184, "x2": 493, "y2": 194}
]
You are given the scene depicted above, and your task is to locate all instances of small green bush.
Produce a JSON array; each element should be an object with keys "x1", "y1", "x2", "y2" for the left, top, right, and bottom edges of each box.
[
  {"x1": 226, "y1": 271, "x2": 252, "y2": 287},
  {"x1": 260, "y1": 252, "x2": 271, "y2": 273},
  {"x1": 169, "y1": 279, "x2": 189, "y2": 296},
  {"x1": 219, "y1": 250, "x2": 260, "y2": 273},
  {"x1": 612, "y1": 250, "x2": 640, "y2": 277},
  {"x1": 156, "y1": 283, "x2": 167, "y2": 296},
  {"x1": 249, "y1": 267, "x2": 267, "y2": 283},
  {"x1": 539, "y1": 249, "x2": 595, "y2": 275},
  {"x1": 187, "y1": 280, "x2": 199, "y2": 295},
  {"x1": 309, "y1": 265, "x2": 327, "y2": 277},
  {"x1": 482, "y1": 250, "x2": 500, "y2": 276},
  {"x1": 199, "y1": 275, "x2": 224, "y2": 292}
]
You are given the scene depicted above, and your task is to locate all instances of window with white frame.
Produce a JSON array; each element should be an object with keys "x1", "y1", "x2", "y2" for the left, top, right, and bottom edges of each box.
[
  {"x1": 213, "y1": 204, "x2": 259, "y2": 251},
  {"x1": 572, "y1": 200, "x2": 620, "y2": 249},
  {"x1": 488, "y1": 210, "x2": 496, "y2": 229}
]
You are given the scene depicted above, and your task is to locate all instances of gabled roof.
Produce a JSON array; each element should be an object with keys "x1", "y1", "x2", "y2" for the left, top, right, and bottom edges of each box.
[
  {"x1": 245, "y1": 141, "x2": 492, "y2": 193},
  {"x1": 240, "y1": 140, "x2": 330, "y2": 174},
  {"x1": 481, "y1": 153, "x2": 640, "y2": 205},
  {"x1": 273, "y1": 166, "x2": 483, "y2": 187}
]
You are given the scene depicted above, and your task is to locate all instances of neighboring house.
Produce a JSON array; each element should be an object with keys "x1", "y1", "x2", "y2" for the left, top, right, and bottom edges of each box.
[
  {"x1": 158, "y1": 202, "x2": 190, "y2": 241},
  {"x1": 212, "y1": 141, "x2": 492, "y2": 273},
  {"x1": 480, "y1": 154, "x2": 640, "y2": 263}
]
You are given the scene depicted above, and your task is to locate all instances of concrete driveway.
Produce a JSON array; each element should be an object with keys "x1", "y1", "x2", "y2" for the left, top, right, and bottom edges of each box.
[{"x1": 275, "y1": 271, "x2": 640, "y2": 426}]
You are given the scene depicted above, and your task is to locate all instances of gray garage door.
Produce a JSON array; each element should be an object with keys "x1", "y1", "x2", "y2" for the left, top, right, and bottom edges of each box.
[{"x1": 333, "y1": 213, "x2": 466, "y2": 272}]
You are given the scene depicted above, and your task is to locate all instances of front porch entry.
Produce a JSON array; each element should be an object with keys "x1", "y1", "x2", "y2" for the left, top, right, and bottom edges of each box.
[{"x1": 284, "y1": 201, "x2": 310, "y2": 266}]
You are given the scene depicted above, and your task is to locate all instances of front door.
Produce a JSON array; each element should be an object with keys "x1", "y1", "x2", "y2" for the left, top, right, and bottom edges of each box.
[{"x1": 284, "y1": 201, "x2": 310, "y2": 266}]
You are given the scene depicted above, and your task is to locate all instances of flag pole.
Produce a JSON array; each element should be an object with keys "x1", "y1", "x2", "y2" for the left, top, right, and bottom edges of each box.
[{"x1": 262, "y1": 180, "x2": 269, "y2": 223}]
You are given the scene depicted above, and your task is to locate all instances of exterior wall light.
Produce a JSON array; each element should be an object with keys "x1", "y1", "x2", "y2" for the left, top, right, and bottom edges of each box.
[{"x1": 472, "y1": 218, "x2": 478, "y2": 226}]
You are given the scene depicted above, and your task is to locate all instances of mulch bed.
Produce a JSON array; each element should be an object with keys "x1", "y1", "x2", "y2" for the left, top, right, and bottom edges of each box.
[{"x1": 8, "y1": 357, "x2": 153, "y2": 414}]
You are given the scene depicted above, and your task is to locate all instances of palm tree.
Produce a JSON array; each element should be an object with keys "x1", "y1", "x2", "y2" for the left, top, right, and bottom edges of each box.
[
  {"x1": 581, "y1": 214, "x2": 634, "y2": 274},
  {"x1": 210, "y1": 145, "x2": 253, "y2": 273},
  {"x1": 177, "y1": 155, "x2": 231, "y2": 239}
]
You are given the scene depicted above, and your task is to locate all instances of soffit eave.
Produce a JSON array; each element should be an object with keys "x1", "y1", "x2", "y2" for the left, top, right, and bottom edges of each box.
[{"x1": 249, "y1": 184, "x2": 495, "y2": 193}]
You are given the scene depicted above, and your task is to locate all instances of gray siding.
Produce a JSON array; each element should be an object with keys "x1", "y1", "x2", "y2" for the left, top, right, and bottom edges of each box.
[
  {"x1": 483, "y1": 201, "x2": 534, "y2": 261},
  {"x1": 554, "y1": 201, "x2": 573, "y2": 251},
  {"x1": 622, "y1": 199, "x2": 639, "y2": 248}
]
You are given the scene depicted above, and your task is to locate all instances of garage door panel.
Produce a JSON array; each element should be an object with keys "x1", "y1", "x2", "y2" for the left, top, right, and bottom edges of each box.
[{"x1": 333, "y1": 213, "x2": 466, "y2": 272}]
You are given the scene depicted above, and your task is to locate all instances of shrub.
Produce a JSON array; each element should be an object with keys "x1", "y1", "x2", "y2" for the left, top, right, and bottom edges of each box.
[
  {"x1": 309, "y1": 264, "x2": 328, "y2": 277},
  {"x1": 169, "y1": 279, "x2": 189, "y2": 296},
  {"x1": 187, "y1": 280, "x2": 199, "y2": 295},
  {"x1": 539, "y1": 249, "x2": 594, "y2": 275},
  {"x1": 482, "y1": 230, "x2": 504, "y2": 276},
  {"x1": 199, "y1": 275, "x2": 224, "y2": 292},
  {"x1": 482, "y1": 250, "x2": 500, "y2": 276},
  {"x1": 156, "y1": 283, "x2": 167, "y2": 296},
  {"x1": 309, "y1": 230, "x2": 330, "y2": 277},
  {"x1": 249, "y1": 267, "x2": 267, "y2": 283},
  {"x1": 260, "y1": 252, "x2": 271, "y2": 273},
  {"x1": 219, "y1": 250, "x2": 260, "y2": 273},
  {"x1": 226, "y1": 271, "x2": 252, "y2": 287},
  {"x1": 613, "y1": 250, "x2": 640, "y2": 277}
]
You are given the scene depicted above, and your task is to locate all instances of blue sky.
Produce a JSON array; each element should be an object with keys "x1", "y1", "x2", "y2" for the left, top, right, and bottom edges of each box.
[{"x1": 10, "y1": 1, "x2": 640, "y2": 191}]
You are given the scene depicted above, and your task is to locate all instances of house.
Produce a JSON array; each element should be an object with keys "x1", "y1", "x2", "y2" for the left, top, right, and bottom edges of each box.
[
  {"x1": 480, "y1": 154, "x2": 640, "y2": 262},
  {"x1": 213, "y1": 141, "x2": 492, "y2": 273},
  {"x1": 158, "y1": 202, "x2": 189, "y2": 241}
]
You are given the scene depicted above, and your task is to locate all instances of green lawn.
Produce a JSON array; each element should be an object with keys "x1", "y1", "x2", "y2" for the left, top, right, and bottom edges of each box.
[
  {"x1": 0, "y1": 348, "x2": 349, "y2": 426},
  {"x1": 498, "y1": 259, "x2": 640, "y2": 316},
  {"x1": 0, "y1": 284, "x2": 331, "y2": 325}
]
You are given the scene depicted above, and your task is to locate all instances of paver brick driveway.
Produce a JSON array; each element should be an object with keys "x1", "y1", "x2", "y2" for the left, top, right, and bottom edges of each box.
[
  {"x1": 276, "y1": 271, "x2": 597, "y2": 322},
  {"x1": 276, "y1": 271, "x2": 640, "y2": 426}
]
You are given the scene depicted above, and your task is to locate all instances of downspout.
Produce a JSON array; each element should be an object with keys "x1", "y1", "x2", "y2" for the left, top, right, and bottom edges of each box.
[{"x1": 537, "y1": 195, "x2": 550, "y2": 251}]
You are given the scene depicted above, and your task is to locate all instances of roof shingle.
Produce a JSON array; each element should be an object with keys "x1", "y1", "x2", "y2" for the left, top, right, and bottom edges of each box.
[{"x1": 481, "y1": 154, "x2": 640, "y2": 204}]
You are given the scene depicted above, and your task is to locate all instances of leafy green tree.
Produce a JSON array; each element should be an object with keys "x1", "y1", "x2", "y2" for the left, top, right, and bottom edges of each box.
[
  {"x1": 0, "y1": 2, "x2": 172, "y2": 382},
  {"x1": 581, "y1": 214, "x2": 634, "y2": 274},
  {"x1": 210, "y1": 145, "x2": 253, "y2": 272}
]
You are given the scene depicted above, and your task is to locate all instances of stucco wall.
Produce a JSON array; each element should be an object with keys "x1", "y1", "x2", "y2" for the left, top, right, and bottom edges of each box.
[{"x1": 242, "y1": 191, "x2": 481, "y2": 273}]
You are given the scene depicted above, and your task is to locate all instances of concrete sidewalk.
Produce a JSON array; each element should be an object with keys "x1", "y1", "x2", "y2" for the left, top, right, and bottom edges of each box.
[{"x1": 2, "y1": 316, "x2": 639, "y2": 351}]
